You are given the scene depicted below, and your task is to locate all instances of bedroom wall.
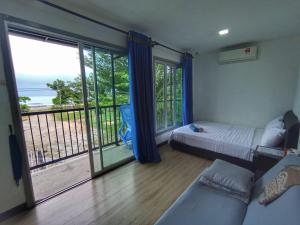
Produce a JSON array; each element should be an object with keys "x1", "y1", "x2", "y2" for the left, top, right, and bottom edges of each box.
[
  {"x1": 193, "y1": 36, "x2": 300, "y2": 128},
  {"x1": 0, "y1": 43, "x2": 26, "y2": 215},
  {"x1": 0, "y1": 0, "x2": 181, "y2": 215}
]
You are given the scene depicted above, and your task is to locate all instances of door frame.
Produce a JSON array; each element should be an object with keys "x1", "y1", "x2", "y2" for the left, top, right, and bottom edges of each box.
[
  {"x1": 0, "y1": 16, "x2": 35, "y2": 208},
  {"x1": 0, "y1": 13, "x2": 132, "y2": 206}
]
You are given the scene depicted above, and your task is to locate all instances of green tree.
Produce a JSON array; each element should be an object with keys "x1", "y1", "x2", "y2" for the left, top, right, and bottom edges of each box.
[
  {"x1": 84, "y1": 50, "x2": 129, "y2": 106},
  {"x1": 47, "y1": 79, "x2": 73, "y2": 107},
  {"x1": 19, "y1": 96, "x2": 31, "y2": 112},
  {"x1": 84, "y1": 50, "x2": 113, "y2": 106},
  {"x1": 68, "y1": 75, "x2": 83, "y2": 105},
  {"x1": 114, "y1": 56, "x2": 130, "y2": 104},
  {"x1": 154, "y1": 64, "x2": 165, "y2": 129},
  {"x1": 47, "y1": 51, "x2": 130, "y2": 108}
]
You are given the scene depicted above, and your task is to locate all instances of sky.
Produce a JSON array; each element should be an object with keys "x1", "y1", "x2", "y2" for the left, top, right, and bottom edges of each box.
[
  {"x1": 8, "y1": 34, "x2": 85, "y2": 105},
  {"x1": 9, "y1": 34, "x2": 81, "y2": 82}
]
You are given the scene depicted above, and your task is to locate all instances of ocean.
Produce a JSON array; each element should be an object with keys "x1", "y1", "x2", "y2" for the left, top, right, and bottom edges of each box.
[
  {"x1": 17, "y1": 78, "x2": 57, "y2": 106},
  {"x1": 19, "y1": 90, "x2": 56, "y2": 106}
]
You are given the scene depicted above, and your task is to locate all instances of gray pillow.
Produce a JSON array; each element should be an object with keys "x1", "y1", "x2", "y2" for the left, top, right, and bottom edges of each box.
[
  {"x1": 199, "y1": 159, "x2": 254, "y2": 203},
  {"x1": 260, "y1": 127, "x2": 286, "y2": 147},
  {"x1": 265, "y1": 117, "x2": 284, "y2": 129}
]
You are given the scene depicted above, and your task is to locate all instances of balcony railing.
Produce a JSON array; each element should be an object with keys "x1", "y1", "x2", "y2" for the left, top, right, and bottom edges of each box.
[{"x1": 22, "y1": 105, "x2": 122, "y2": 170}]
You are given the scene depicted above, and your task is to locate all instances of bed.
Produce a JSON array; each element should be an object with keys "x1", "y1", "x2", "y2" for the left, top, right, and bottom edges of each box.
[{"x1": 169, "y1": 110, "x2": 299, "y2": 170}]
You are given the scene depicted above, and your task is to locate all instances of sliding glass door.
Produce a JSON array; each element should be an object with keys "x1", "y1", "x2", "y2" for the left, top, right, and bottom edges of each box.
[
  {"x1": 3, "y1": 20, "x2": 134, "y2": 202},
  {"x1": 80, "y1": 45, "x2": 133, "y2": 175}
]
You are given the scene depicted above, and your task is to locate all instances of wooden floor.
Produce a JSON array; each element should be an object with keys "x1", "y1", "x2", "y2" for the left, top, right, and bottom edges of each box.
[
  {"x1": 2, "y1": 145, "x2": 211, "y2": 225},
  {"x1": 31, "y1": 144, "x2": 133, "y2": 201}
]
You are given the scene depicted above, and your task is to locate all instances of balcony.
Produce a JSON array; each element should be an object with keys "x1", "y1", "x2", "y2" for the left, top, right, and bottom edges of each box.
[{"x1": 22, "y1": 105, "x2": 133, "y2": 200}]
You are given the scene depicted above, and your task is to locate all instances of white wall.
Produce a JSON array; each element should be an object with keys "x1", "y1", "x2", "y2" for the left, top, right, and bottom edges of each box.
[
  {"x1": 153, "y1": 46, "x2": 181, "y2": 63},
  {"x1": 0, "y1": 43, "x2": 26, "y2": 214},
  {"x1": 193, "y1": 36, "x2": 300, "y2": 128},
  {"x1": 0, "y1": 0, "x2": 181, "y2": 214}
]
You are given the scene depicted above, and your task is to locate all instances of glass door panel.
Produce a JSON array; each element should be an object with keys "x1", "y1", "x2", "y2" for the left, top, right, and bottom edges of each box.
[
  {"x1": 82, "y1": 46, "x2": 103, "y2": 174},
  {"x1": 80, "y1": 46, "x2": 133, "y2": 175},
  {"x1": 95, "y1": 49, "x2": 113, "y2": 150},
  {"x1": 101, "y1": 54, "x2": 133, "y2": 167},
  {"x1": 114, "y1": 55, "x2": 129, "y2": 105}
]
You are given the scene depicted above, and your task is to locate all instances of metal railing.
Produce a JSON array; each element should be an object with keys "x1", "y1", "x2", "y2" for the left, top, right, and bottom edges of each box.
[{"x1": 22, "y1": 105, "x2": 122, "y2": 170}]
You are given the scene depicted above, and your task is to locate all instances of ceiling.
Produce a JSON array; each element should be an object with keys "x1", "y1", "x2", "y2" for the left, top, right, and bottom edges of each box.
[{"x1": 49, "y1": 0, "x2": 300, "y2": 53}]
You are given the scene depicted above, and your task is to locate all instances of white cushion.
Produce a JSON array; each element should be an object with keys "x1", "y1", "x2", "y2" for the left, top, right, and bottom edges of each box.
[
  {"x1": 265, "y1": 116, "x2": 284, "y2": 130},
  {"x1": 260, "y1": 128, "x2": 286, "y2": 147},
  {"x1": 199, "y1": 159, "x2": 254, "y2": 204}
]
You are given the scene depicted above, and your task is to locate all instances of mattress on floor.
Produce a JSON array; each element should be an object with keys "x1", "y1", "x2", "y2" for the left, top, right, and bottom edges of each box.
[{"x1": 170, "y1": 121, "x2": 264, "y2": 162}]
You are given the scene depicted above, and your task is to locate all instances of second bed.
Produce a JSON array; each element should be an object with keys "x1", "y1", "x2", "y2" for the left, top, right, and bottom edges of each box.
[
  {"x1": 169, "y1": 111, "x2": 299, "y2": 170},
  {"x1": 169, "y1": 121, "x2": 268, "y2": 170}
]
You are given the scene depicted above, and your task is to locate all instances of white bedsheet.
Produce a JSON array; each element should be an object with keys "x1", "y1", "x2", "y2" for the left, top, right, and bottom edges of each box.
[{"x1": 170, "y1": 121, "x2": 257, "y2": 161}]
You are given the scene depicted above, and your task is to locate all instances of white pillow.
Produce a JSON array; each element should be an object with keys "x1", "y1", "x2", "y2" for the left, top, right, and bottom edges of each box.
[
  {"x1": 260, "y1": 128, "x2": 286, "y2": 147},
  {"x1": 265, "y1": 116, "x2": 284, "y2": 130}
]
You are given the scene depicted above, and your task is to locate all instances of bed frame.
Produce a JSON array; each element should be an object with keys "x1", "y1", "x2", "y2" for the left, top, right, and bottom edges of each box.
[
  {"x1": 169, "y1": 139, "x2": 255, "y2": 170},
  {"x1": 283, "y1": 110, "x2": 300, "y2": 150},
  {"x1": 170, "y1": 110, "x2": 300, "y2": 171}
]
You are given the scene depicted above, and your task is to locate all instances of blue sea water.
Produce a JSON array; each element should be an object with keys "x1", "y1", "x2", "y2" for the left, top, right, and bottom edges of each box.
[
  {"x1": 18, "y1": 89, "x2": 56, "y2": 106},
  {"x1": 17, "y1": 78, "x2": 57, "y2": 106},
  {"x1": 19, "y1": 91, "x2": 56, "y2": 106}
]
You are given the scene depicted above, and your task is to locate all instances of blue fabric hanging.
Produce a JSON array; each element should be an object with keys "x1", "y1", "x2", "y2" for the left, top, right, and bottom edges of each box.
[
  {"x1": 8, "y1": 125, "x2": 22, "y2": 185},
  {"x1": 127, "y1": 31, "x2": 161, "y2": 163},
  {"x1": 182, "y1": 53, "x2": 193, "y2": 125}
]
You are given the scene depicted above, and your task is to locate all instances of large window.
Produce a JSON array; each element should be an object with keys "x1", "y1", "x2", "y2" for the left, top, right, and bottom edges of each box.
[{"x1": 154, "y1": 60, "x2": 182, "y2": 132}]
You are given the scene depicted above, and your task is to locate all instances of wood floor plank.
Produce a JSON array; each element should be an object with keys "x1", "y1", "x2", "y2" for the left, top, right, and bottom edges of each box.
[{"x1": 2, "y1": 145, "x2": 211, "y2": 225}]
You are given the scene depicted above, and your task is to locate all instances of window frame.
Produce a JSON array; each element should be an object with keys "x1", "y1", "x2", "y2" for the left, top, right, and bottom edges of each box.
[{"x1": 153, "y1": 57, "x2": 182, "y2": 134}]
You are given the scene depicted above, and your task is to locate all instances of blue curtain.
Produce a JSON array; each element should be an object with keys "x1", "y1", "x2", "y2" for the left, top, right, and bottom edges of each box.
[
  {"x1": 182, "y1": 53, "x2": 193, "y2": 125},
  {"x1": 128, "y1": 31, "x2": 161, "y2": 163}
]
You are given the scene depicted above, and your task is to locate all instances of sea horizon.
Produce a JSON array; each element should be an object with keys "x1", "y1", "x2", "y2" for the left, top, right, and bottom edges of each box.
[{"x1": 16, "y1": 76, "x2": 59, "y2": 106}]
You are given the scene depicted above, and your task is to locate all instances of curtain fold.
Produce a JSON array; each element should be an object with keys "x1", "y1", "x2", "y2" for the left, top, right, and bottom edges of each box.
[
  {"x1": 128, "y1": 31, "x2": 161, "y2": 163},
  {"x1": 182, "y1": 53, "x2": 193, "y2": 125}
]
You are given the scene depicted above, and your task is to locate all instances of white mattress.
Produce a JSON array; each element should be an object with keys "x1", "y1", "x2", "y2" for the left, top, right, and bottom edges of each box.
[{"x1": 169, "y1": 121, "x2": 263, "y2": 162}]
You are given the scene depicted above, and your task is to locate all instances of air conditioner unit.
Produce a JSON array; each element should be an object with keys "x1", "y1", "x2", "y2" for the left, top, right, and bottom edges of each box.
[{"x1": 218, "y1": 46, "x2": 258, "y2": 64}]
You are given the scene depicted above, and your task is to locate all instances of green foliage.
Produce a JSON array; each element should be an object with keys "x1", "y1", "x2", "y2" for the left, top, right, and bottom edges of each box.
[
  {"x1": 154, "y1": 64, "x2": 183, "y2": 130},
  {"x1": 19, "y1": 96, "x2": 31, "y2": 112},
  {"x1": 47, "y1": 51, "x2": 130, "y2": 109},
  {"x1": 68, "y1": 75, "x2": 84, "y2": 105},
  {"x1": 47, "y1": 79, "x2": 73, "y2": 106},
  {"x1": 155, "y1": 63, "x2": 165, "y2": 101},
  {"x1": 84, "y1": 50, "x2": 129, "y2": 106}
]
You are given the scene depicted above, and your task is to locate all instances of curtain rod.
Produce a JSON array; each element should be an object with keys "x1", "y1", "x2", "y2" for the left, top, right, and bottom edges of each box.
[
  {"x1": 36, "y1": 0, "x2": 128, "y2": 34},
  {"x1": 36, "y1": 0, "x2": 185, "y2": 55},
  {"x1": 152, "y1": 41, "x2": 185, "y2": 55}
]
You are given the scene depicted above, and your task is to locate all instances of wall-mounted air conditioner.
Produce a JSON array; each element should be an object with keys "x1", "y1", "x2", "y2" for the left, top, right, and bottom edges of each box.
[{"x1": 218, "y1": 46, "x2": 258, "y2": 64}]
